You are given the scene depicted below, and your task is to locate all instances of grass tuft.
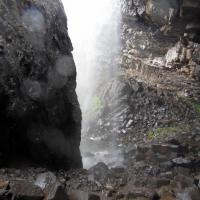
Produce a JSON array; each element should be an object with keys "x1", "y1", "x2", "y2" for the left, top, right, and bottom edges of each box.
[{"x1": 147, "y1": 126, "x2": 184, "y2": 140}]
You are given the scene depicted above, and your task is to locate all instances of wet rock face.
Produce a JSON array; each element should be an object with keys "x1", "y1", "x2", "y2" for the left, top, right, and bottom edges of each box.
[
  {"x1": 121, "y1": 0, "x2": 146, "y2": 17},
  {"x1": 146, "y1": 0, "x2": 179, "y2": 25},
  {"x1": 121, "y1": 0, "x2": 200, "y2": 42},
  {"x1": 0, "y1": 0, "x2": 82, "y2": 169}
]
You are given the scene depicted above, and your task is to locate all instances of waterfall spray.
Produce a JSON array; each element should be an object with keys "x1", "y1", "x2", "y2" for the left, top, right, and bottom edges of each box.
[{"x1": 62, "y1": 0, "x2": 122, "y2": 168}]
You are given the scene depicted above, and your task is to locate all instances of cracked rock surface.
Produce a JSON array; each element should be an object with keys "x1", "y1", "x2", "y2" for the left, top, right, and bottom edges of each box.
[{"x1": 0, "y1": 0, "x2": 82, "y2": 170}]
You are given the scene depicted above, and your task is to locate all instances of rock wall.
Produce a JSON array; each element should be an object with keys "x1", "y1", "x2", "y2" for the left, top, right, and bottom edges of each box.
[
  {"x1": 0, "y1": 0, "x2": 82, "y2": 169},
  {"x1": 121, "y1": 0, "x2": 146, "y2": 17},
  {"x1": 81, "y1": 0, "x2": 200, "y2": 167},
  {"x1": 113, "y1": 0, "x2": 200, "y2": 146}
]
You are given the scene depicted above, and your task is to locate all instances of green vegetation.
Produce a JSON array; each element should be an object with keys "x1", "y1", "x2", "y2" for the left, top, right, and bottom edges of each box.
[
  {"x1": 147, "y1": 126, "x2": 184, "y2": 140},
  {"x1": 184, "y1": 98, "x2": 200, "y2": 114},
  {"x1": 90, "y1": 96, "x2": 103, "y2": 113},
  {"x1": 177, "y1": 95, "x2": 200, "y2": 115}
]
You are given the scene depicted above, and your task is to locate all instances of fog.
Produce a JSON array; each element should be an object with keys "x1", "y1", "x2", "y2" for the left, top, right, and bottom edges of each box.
[{"x1": 62, "y1": 0, "x2": 122, "y2": 168}]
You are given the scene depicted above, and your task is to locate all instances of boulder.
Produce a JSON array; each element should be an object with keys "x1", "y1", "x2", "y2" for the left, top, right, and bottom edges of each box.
[
  {"x1": 149, "y1": 178, "x2": 171, "y2": 188},
  {"x1": 151, "y1": 144, "x2": 179, "y2": 156},
  {"x1": 68, "y1": 190, "x2": 88, "y2": 200},
  {"x1": 10, "y1": 180, "x2": 44, "y2": 200},
  {"x1": 88, "y1": 194, "x2": 101, "y2": 200},
  {"x1": 160, "y1": 193, "x2": 176, "y2": 200},
  {"x1": 121, "y1": 0, "x2": 146, "y2": 18},
  {"x1": 68, "y1": 191, "x2": 100, "y2": 200},
  {"x1": 0, "y1": 180, "x2": 11, "y2": 200},
  {"x1": 0, "y1": 190, "x2": 14, "y2": 200},
  {"x1": 193, "y1": 65, "x2": 200, "y2": 80},
  {"x1": 172, "y1": 157, "x2": 192, "y2": 168},
  {"x1": 182, "y1": 0, "x2": 200, "y2": 21},
  {"x1": 35, "y1": 172, "x2": 68, "y2": 200},
  {"x1": 125, "y1": 187, "x2": 157, "y2": 199},
  {"x1": 88, "y1": 162, "x2": 110, "y2": 183},
  {"x1": 0, "y1": 0, "x2": 82, "y2": 169},
  {"x1": 0, "y1": 180, "x2": 9, "y2": 190},
  {"x1": 146, "y1": 0, "x2": 179, "y2": 26},
  {"x1": 174, "y1": 174, "x2": 194, "y2": 189},
  {"x1": 177, "y1": 186, "x2": 200, "y2": 200}
]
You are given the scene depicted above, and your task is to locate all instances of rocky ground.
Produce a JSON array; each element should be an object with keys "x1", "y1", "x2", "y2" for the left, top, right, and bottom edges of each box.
[{"x1": 1, "y1": 128, "x2": 200, "y2": 200}]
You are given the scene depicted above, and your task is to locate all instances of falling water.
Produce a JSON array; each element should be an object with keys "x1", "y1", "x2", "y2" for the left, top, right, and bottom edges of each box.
[{"x1": 62, "y1": 0, "x2": 122, "y2": 168}]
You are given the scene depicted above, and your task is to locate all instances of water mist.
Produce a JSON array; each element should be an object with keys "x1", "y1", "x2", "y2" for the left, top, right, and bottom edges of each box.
[{"x1": 62, "y1": 0, "x2": 123, "y2": 169}]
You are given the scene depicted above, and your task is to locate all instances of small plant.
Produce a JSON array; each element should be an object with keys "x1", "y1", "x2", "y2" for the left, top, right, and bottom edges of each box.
[
  {"x1": 184, "y1": 98, "x2": 200, "y2": 114},
  {"x1": 178, "y1": 96, "x2": 200, "y2": 115},
  {"x1": 147, "y1": 126, "x2": 184, "y2": 140},
  {"x1": 90, "y1": 95, "x2": 103, "y2": 113}
]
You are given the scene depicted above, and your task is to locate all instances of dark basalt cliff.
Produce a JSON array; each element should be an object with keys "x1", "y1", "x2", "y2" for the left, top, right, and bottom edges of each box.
[{"x1": 0, "y1": 0, "x2": 82, "y2": 169}]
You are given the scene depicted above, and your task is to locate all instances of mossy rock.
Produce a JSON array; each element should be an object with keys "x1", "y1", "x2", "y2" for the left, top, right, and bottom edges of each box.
[
  {"x1": 147, "y1": 126, "x2": 185, "y2": 140},
  {"x1": 178, "y1": 96, "x2": 200, "y2": 116},
  {"x1": 86, "y1": 96, "x2": 103, "y2": 114},
  {"x1": 184, "y1": 99, "x2": 200, "y2": 114}
]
